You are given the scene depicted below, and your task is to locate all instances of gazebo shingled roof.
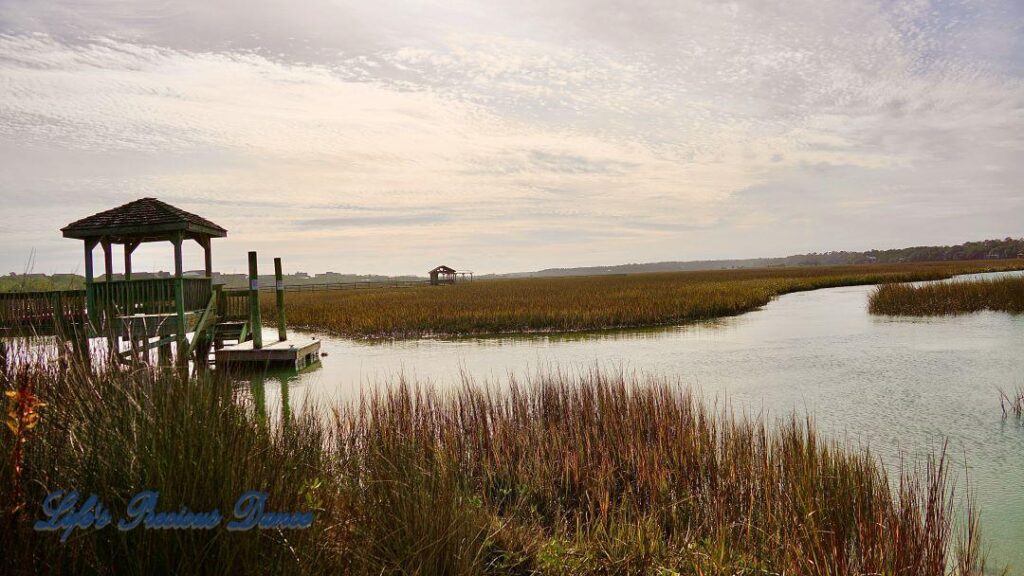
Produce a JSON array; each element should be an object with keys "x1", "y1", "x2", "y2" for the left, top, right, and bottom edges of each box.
[
  {"x1": 62, "y1": 197, "x2": 226, "y2": 242},
  {"x1": 62, "y1": 197, "x2": 226, "y2": 287}
]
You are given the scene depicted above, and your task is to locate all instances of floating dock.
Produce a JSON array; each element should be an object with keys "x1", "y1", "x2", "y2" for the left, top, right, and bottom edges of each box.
[{"x1": 215, "y1": 337, "x2": 321, "y2": 370}]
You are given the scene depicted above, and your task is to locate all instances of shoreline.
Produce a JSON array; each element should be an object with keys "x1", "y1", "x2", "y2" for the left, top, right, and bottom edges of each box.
[{"x1": 278, "y1": 263, "x2": 1024, "y2": 341}]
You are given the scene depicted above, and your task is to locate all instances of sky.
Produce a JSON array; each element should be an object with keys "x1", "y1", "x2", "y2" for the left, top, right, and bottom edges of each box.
[{"x1": 0, "y1": 0, "x2": 1022, "y2": 276}]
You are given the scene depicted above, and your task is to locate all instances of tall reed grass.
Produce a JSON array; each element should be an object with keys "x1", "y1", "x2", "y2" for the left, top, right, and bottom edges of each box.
[
  {"x1": 1, "y1": 349, "x2": 987, "y2": 574},
  {"x1": 0, "y1": 344, "x2": 340, "y2": 574},
  {"x1": 999, "y1": 387, "x2": 1024, "y2": 419},
  {"x1": 869, "y1": 275, "x2": 1024, "y2": 316},
  {"x1": 273, "y1": 261, "x2": 1023, "y2": 339}
]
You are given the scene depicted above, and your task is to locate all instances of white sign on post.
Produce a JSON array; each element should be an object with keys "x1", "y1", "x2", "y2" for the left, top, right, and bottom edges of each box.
[{"x1": 250, "y1": 279, "x2": 259, "y2": 290}]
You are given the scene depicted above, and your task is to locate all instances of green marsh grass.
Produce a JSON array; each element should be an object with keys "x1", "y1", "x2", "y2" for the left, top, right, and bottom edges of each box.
[
  {"x1": 869, "y1": 275, "x2": 1024, "y2": 316},
  {"x1": 0, "y1": 348, "x2": 987, "y2": 575},
  {"x1": 273, "y1": 261, "x2": 1024, "y2": 339}
]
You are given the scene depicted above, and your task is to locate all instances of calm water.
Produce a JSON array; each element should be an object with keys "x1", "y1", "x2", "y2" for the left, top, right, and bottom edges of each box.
[{"x1": 251, "y1": 271, "x2": 1024, "y2": 569}]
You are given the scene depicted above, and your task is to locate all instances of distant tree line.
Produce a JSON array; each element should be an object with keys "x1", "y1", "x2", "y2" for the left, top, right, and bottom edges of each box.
[
  {"x1": 501, "y1": 237, "x2": 1024, "y2": 278},
  {"x1": 3, "y1": 237, "x2": 1022, "y2": 292}
]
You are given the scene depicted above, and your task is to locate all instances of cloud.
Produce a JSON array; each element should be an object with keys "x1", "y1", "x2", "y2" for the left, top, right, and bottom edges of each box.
[{"x1": 0, "y1": 0, "x2": 1022, "y2": 274}]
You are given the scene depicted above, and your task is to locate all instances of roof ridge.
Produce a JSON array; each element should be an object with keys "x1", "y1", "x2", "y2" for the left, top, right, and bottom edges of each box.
[{"x1": 61, "y1": 197, "x2": 227, "y2": 239}]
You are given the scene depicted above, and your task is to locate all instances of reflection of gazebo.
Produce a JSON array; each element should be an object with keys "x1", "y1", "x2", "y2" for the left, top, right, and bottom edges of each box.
[
  {"x1": 61, "y1": 197, "x2": 226, "y2": 362},
  {"x1": 429, "y1": 265, "x2": 473, "y2": 285}
]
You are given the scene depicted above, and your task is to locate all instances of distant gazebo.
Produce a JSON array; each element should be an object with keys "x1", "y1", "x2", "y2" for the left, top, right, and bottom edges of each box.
[
  {"x1": 429, "y1": 265, "x2": 473, "y2": 285},
  {"x1": 429, "y1": 265, "x2": 456, "y2": 285}
]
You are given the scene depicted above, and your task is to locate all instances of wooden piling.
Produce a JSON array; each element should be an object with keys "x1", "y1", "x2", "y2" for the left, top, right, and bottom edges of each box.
[
  {"x1": 172, "y1": 233, "x2": 187, "y2": 365},
  {"x1": 248, "y1": 251, "x2": 263, "y2": 350},
  {"x1": 274, "y1": 257, "x2": 287, "y2": 342},
  {"x1": 73, "y1": 328, "x2": 90, "y2": 368},
  {"x1": 84, "y1": 239, "x2": 98, "y2": 328}
]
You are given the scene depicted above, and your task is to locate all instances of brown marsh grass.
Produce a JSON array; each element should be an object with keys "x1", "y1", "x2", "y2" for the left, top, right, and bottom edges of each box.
[
  {"x1": 1, "y1": 348, "x2": 987, "y2": 575},
  {"x1": 869, "y1": 275, "x2": 1024, "y2": 316},
  {"x1": 999, "y1": 387, "x2": 1024, "y2": 419},
  {"x1": 272, "y1": 260, "x2": 1023, "y2": 339}
]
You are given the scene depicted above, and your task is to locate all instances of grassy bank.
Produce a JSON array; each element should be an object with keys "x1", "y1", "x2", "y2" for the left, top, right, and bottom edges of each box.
[
  {"x1": 869, "y1": 275, "x2": 1024, "y2": 316},
  {"x1": 1, "y1": 351, "x2": 985, "y2": 575},
  {"x1": 270, "y1": 261, "x2": 1024, "y2": 339}
]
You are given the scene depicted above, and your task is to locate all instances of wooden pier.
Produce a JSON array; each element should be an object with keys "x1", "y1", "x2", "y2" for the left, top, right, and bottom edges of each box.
[
  {"x1": 215, "y1": 337, "x2": 320, "y2": 370},
  {"x1": 0, "y1": 198, "x2": 322, "y2": 373},
  {"x1": 214, "y1": 255, "x2": 320, "y2": 370}
]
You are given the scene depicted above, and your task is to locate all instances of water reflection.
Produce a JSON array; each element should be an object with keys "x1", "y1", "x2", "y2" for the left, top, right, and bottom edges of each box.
[{"x1": 246, "y1": 270, "x2": 1024, "y2": 569}]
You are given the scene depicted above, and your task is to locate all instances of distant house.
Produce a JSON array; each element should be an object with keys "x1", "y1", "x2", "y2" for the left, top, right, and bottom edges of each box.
[
  {"x1": 865, "y1": 255, "x2": 878, "y2": 264},
  {"x1": 987, "y1": 250, "x2": 1003, "y2": 259}
]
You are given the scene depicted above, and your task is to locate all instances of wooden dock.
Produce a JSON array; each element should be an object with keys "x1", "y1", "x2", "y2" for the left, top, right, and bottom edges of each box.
[
  {"x1": 1, "y1": 199, "x2": 328, "y2": 372},
  {"x1": 215, "y1": 337, "x2": 321, "y2": 370}
]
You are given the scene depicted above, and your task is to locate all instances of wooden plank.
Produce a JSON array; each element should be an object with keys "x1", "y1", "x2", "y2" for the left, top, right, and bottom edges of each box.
[
  {"x1": 215, "y1": 337, "x2": 320, "y2": 369},
  {"x1": 186, "y1": 292, "x2": 218, "y2": 355}
]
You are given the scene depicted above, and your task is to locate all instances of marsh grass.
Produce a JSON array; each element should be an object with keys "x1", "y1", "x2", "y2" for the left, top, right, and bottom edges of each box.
[
  {"x1": 999, "y1": 387, "x2": 1024, "y2": 419},
  {"x1": 273, "y1": 261, "x2": 1023, "y2": 339},
  {"x1": 1, "y1": 350, "x2": 987, "y2": 575},
  {"x1": 869, "y1": 275, "x2": 1024, "y2": 316},
  {"x1": 0, "y1": 346, "x2": 342, "y2": 575}
]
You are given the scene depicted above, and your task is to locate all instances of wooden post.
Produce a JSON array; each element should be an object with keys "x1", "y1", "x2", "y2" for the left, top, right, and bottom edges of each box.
[
  {"x1": 73, "y1": 330, "x2": 90, "y2": 368},
  {"x1": 202, "y1": 238, "x2": 213, "y2": 278},
  {"x1": 213, "y1": 284, "x2": 225, "y2": 350},
  {"x1": 124, "y1": 241, "x2": 139, "y2": 281},
  {"x1": 274, "y1": 257, "x2": 286, "y2": 342},
  {"x1": 158, "y1": 342, "x2": 171, "y2": 366},
  {"x1": 50, "y1": 291, "x2": 65, "y2": 340},
  {"x1": 172, "y1": 234, "x2": 186, "y2": 364},
  {"x1": 84, "y1": 239, "x2": 98, "y2": 328},
  {"x1": 101, "y1": 238, "x2": 117, "y2": 362},
  {"x1": 102, "y1": 238, "x2": 113, "y2": 282},
  {"x1": 248, "y1": 251, "x2": 262, "y2": 350}
]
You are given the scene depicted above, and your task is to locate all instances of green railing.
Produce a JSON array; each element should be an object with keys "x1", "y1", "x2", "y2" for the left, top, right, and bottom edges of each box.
[
  {"x1": 218, "y1": 289, "x2": 250, "y2": 321},
  {"x1": 0, "y1": 278, "x2": 215, "y2": 336},
  {"x1": 180, "y1": 278, "x2": 214, "y2": 313},
  {"x1": 0, "y1": 289, "x2": 88, "y2": 332},
  {"x1": 92, "y1": 277, "x2": 212, "y2": 317}
]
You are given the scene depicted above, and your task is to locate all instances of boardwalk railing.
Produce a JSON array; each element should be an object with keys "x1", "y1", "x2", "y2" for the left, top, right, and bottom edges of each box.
[
  {"x1": 1, "y1": 278, "x2": 214, "y2": 336},
  {"x1": 2, "y1": 277, "x2": 424, "y2": 335},
  {"x1": 92, "y1": 277, "x2": 212, "y2": 317},
  {"x1": 224, "y1": 279, "x2": 429, "y2": 294},
  {"x1": 0, "y1": 289, "x2": 88, "y2": 333},
  {"x1": 217, "y1": 289, "x2": 250, "y2": 321}
]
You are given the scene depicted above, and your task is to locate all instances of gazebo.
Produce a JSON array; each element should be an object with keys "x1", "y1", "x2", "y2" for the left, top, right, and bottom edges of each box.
[
  {"x1": 1, "y1": 197, "x2": 317, "y2": 370},
  {"x1": 61, "y1": 198, "x2": 227, "y2": 362},
  {"x1": 429, "y1": 265, "x2": 457, "y2": 285},
  {"x1": 429, "y1": 265, "x2": 473, "y2": 285}
]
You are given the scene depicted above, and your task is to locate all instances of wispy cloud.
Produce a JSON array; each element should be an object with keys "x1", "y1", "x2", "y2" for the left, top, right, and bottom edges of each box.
[{"x1": 0, "y1": 0, "x2": 1021, "y2": 274}]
